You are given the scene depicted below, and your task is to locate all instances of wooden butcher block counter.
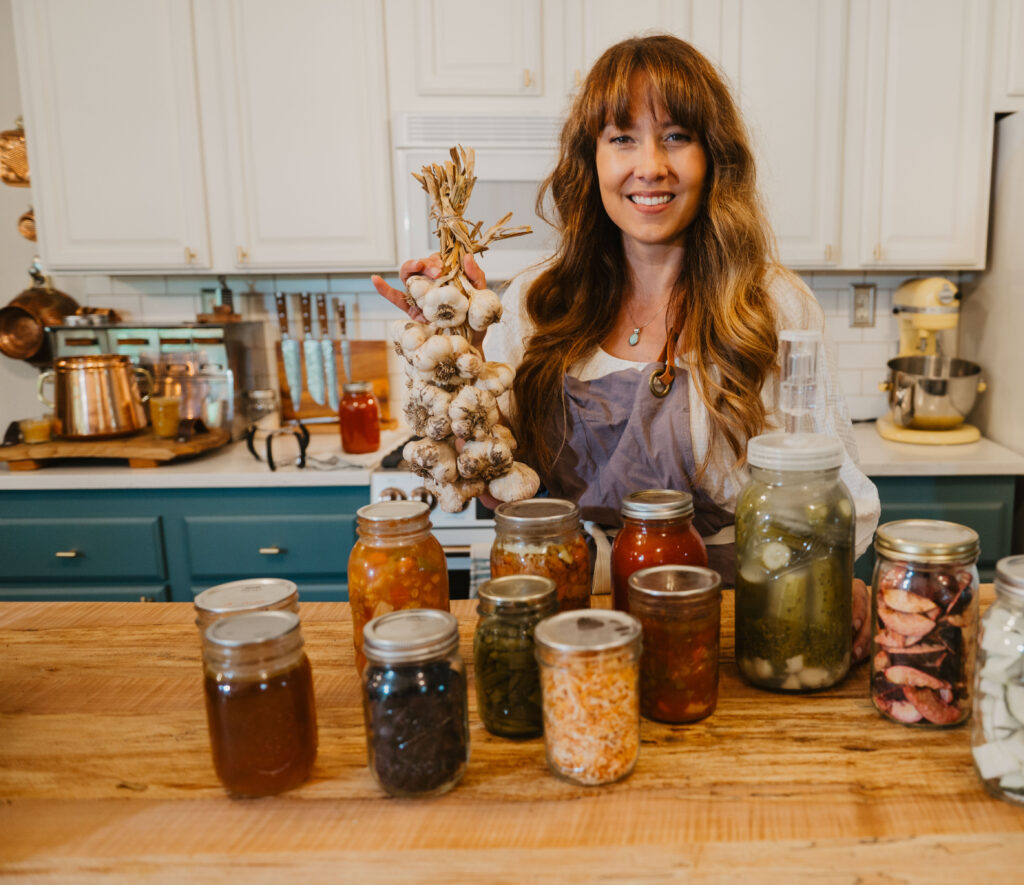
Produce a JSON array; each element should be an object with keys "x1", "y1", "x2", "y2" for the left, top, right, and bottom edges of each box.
[{"x1": 2, "y1": 589, "x2": 1023, "y2": 883}]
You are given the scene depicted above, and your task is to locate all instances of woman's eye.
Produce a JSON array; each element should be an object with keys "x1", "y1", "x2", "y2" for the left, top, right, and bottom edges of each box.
[
  {"x1": 610, "y1": 134, "x2": 632, "y2": 145},
  {"x1": 667, "y1": 131, "x2": 694, "y2": 143}
]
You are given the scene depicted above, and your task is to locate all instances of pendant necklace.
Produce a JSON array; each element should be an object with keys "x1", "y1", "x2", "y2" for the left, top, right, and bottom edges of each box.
[{"x1": 626, "y1": 297, "x2": 668, "y2": 346}]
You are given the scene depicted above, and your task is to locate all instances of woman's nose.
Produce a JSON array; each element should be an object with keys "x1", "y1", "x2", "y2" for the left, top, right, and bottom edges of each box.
[{"x1": 634, "y1": 140, "x2": 668, "y2": 180}]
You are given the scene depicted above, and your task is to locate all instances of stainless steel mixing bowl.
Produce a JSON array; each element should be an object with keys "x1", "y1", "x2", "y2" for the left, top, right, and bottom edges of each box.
[{"x1": 881, "y1": 355, "x2": 986, "y2": 430}]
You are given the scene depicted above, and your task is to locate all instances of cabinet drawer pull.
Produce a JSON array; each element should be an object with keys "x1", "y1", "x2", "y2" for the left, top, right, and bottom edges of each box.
[
  {"x1": 55, "y1": 550, "x2": 82, "y2": 559},
  {"x1": 237, "y1": 246, "x2": 249, "y2": 265},
  {"x1": 259, "y1": 546, "x2": 285, "y2": 555},
  {"x1": 523, "y1": 68, "x2": 533, "y2": 88},
  {"x1": 185, "y1": 247, "x2": 197, "y2": 264}
]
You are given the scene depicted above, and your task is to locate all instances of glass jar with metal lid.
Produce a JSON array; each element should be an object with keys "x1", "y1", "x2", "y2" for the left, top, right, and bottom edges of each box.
[
  {"x1": 361, "y1": 609, "x2": 469, "y2": 797},
  {"x1": 202, "y1": 610, "x2": 318, "y2": 797},
  {"x1": 348, "y1": 501, "x2": 449, "y2": 672},
  {"x1": 734, "y1": 432, "x2": 854, "y2": 692},
  {"x1": 194, "y1": 578, "x2": 299, "y2": 632},
  {"x1": 870, "y1": 519, "x2": 980, "y2": 727},
  {"x1": 972, "y1": 555, "x2": 1024, "y2": 804},
  {"x1": 339, "y1": 380, "x2": 380, "y2": 454},
  {"x1": 490, "y1": 498, "x2": 591, "y2": 611},
  {"x1": 474, "y1": 574, "x2": 558, "y2": 738},
  {"x1": 628, "y1": 565, "x2": 722, "y2": 723},
  {"x1": 534, "y1": 609, "x2": 642, "y2": 785},
  {"x1": 610, "y1": 489, "x2": 708, "y2": 612}
]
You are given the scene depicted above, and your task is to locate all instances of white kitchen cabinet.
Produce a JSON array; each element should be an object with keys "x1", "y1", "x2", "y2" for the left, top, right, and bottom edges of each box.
[{"x1": 990, "y1": 0, "x2": 1024, "y2": 113}]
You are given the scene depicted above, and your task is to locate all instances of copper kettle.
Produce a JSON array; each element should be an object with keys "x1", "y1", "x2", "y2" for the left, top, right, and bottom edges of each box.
[{"x1": 0, "y1": 261, "x2": 79, "y2": 363}]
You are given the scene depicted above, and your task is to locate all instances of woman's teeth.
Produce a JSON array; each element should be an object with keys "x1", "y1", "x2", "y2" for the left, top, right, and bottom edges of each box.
[{"x1": 629, "y1": 194, "x2": 673, "y2": 206}]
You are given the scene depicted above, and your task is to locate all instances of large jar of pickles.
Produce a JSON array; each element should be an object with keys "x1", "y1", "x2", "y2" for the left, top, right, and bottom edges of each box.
[
  {"x1": 347, "y1": 501, "x2": 449, "y2": 672},
  {"x1": 870, "y1": 519, "x2": 979, "y2": 727},
  {"x1": 734, "y1": 432, "x2": 854, "y2": 692},
  {"x1": 490, "y1": 499, "x2": 590, "y2": 611},
  {"x1": 610, "y1": 489, "x2": 708, "y2": 612}
]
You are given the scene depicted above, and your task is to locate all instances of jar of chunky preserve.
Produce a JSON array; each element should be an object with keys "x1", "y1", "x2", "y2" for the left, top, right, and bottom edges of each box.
[
  {"x1": 491, "y1": 498, "x2": 591, "y2": 611},
  {"x1": 474, "y1": 574, "x2": 558, "y2": 738},
  {"x1": 194, "y1": 578, "x2": 299, "y2": 632},
  {"x1": 628, "y1": 565, "x2": 722, "y2": 723},
  {"x1": 610, "y1": 489, "x2": 708, "y2": 612},
  {"x1": 734, "y1": 432, "x2": 854, "y2": 692},
  {"x1": 869, "y1": 519, "x2": 980, "y2": 727},
  {"x1": 534, "y1": 609, "x2": 642, "y2": 786},
  {"x1": 202, "y1": 611, "x2": 318, "y2": 797},
  {"x1": 347, "y1": 501, "x2": 449, "y2": 672},
  {"x1": 972, "y1": 555, "x2": 1024, "y2": 804},
  {"x1": 339, "y1": 381, "x2": 380, "y2": 454},
  {"x1": 362, "y1": 609, "x2": 469, "y2": 798}
]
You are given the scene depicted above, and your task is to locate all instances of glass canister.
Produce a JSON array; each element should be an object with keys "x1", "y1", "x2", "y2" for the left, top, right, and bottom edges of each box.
[
  {"x1": 194, "y1": 578, "x2": 300, "y2": 632},
  {"x1": 340, "y1": 381, "x2": 380, "y2": 454},
  {"x1": 734, "y1": 432, "x2": 854, "y2": 692},
  {"x1": 628, "y1": 565, "x2": 722, "y2": 723},
  {"x1": 972, "y1": 555, "x2": 1024, "y2": 805},
  {"x1": 870, "y1": 519, "x2": 979, "y2": 727},
  {"x1": 610, "y1": 489, "x2": 708, "y2": 612},
  {"x1": 362, "y1": 609, "x2": 469, "y2": 797},
  {"x1": 534, "y1": 609, "x2": 642, "y2": 785},
  {"x1": 490, "y1": 498, "x2": 591, "y2": 611},
  {"x1": 474, "y1": 574, "x2": 558, "y2": 738},
  {"x1": 202, "y1": 611, "x2": 318, "y2": 797}
]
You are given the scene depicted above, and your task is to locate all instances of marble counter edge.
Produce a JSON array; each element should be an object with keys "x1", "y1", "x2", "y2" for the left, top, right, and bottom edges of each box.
[{"x1": 853, "y1": 422, "x2": 1024, "y2": 477}]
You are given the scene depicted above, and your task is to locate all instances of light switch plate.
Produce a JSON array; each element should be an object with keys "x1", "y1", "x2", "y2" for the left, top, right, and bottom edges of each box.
[{"x1": 850, "y1": 283, "x2": 876, "y2": 327}]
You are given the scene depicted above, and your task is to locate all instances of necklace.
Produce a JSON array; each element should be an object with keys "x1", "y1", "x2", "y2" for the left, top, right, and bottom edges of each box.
[{"x1": 626, "y1": 297, "x2": 668, "y2": 346}]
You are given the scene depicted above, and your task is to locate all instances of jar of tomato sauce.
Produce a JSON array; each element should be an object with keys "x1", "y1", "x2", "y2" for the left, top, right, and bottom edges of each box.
[
  {"x1": 610, "y1": 489, "x2": 707, "y2": 612},
  {"x1": 347, "y1": 501, "x2": 449, "y2": 672},
  {"x1": 339, "y1": 381, "x2": 380, "y2": 454}
]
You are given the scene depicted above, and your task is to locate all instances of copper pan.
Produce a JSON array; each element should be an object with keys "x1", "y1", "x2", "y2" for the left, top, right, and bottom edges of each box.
[{"x1": 0, "y1": 266, "x2": 79, "y2": 363}]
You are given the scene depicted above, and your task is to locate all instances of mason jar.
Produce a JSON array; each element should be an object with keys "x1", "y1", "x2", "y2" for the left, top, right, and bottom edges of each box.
[
  {"x1": 202, "y1": 611, "x2": 318, "y2": 797},
  {"x1": 194, "y1": 577, "x2": 299, "y2": 633},
  {"x1": 734, "y1": 432, "x2": 854, "y2": 692},
  {"x1": 361, "y1": 609, "x2": 469, "y2": 798},
  {"x1": 972, "y1": 555, "x2": 1024, "y2": 804},
  {"x1": 491, "y1": 498, "x2": 591, "y2": 611},
  {"x1": 474, "y1": 574, "x2": 558, "y2": 738},
  {"x1": 339, "y1": 381, "x2": 380, "y2": 454},
  {"x1": 870, "y1": 519, "x2": 979, "y2": 727}
]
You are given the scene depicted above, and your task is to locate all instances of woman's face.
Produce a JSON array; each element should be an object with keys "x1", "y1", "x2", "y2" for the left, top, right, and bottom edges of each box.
[{"x1": 595, "y1": 100, "x2": 707, "y2": 252}]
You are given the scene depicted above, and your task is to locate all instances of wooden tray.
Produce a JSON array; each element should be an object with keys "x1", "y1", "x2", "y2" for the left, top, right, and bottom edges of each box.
[{"x1": 0, "y1": 427, "x2": 231, "y2": 470}]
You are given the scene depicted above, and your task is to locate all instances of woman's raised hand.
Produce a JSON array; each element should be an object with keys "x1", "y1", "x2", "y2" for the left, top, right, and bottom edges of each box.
[{"x1": 371, "y1": 254, "x2": 488, "y2": 325}]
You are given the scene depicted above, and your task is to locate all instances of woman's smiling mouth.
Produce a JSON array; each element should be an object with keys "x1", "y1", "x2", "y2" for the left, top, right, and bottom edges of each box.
[{"x1": 628, "y1": 194, "x2": 674, "y2": 206}]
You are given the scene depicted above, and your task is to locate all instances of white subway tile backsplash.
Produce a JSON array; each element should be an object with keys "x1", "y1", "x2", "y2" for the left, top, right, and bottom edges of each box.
[
  {"x1": 87, "y1": 292, "x2": 143, "y2": 321},
  {"x1": 837, "y1": 370, "x2": 863, "y2": 397},
  {"x1": 111, "y1": 276, "x2": 167, "y2": 297},
  {"x1": 811, "y1": 289, "x2": 838, "y2": 314},
  {"x1": 825, "y1": 319, "x2": 865, "y2": 343},
  {"x1": 82, "y1": 275, "x2": 113, "y2": 296},
  {"x1": 837, "y1": 340, "x2": 898, "y2": 369},
  {"x1": 272, "y1": 276, "x2": 328, "y2": 294},
  {"x1": 142, "y1": 294, "x2": 199, "y2": 320}
]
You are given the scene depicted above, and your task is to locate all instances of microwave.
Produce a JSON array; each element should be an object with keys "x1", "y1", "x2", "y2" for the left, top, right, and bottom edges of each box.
[{"x1": 392, "y1": 114, "x2": 563, "y2": 282}]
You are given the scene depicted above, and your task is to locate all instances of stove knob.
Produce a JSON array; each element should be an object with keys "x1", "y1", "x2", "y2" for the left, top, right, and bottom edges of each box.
[
  {"x1": 377, "y1": 486, "x2": 407, "y2": 502},
  {"x1": 410, "y1": 486, "x2": 437, "y2": 511}
]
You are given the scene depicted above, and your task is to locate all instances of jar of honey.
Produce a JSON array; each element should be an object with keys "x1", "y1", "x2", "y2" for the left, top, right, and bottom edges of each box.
[
  {"x1": 610, "y1": 489, "x2": 707, "y2": 612},
  {"x1": 202, "y1": 611, "x2": 318, "y2": 797},
  {"x1": 339, "y1": 381, "x2": 380, "y2": 454},
  {"x1": 194, "y1": 577, "x2": 300, "y2": 633},
  {"x1": 347, "y1": 501, "x2": 449, "y2": 672}
]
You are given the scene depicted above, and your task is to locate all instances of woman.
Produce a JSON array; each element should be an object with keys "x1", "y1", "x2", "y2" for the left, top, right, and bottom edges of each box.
[{"x1": 374, "y1": 35, "x2": 879, "y2": 656}]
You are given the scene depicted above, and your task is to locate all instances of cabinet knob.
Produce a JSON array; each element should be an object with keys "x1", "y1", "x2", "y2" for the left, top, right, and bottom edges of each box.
[
  {"x1": 259, "y1": 545, "x2": 285, "y2": 555},
  {"x1": 523, "y1": 68, "x2": 533, "y2": 88},
  {"x1": 574, "y1": 69, "x2": 582, "y2": 88},
  {"x1": 237, "y1": 246, "x2": 249, "y2": 265},
  {"x1": 54, "y1": 550, "x2": 82, "y2": 559},
  {"x1": 184, "y1": 247, "x2": 197, "y2": 264},
  {"x1": 824, "y1": 244, "x2": 833, "y2": 261},
  {"x1": 873, "y1": 244, "x2": 883, "y2": 261}
]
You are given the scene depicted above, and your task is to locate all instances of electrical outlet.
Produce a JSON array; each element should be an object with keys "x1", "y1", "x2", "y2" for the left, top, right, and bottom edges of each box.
[{"x1": 850, "y1": 283, "x2": 876, "y2": 327}]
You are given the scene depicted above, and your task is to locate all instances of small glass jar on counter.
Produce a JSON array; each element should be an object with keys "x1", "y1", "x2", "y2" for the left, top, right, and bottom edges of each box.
[
  {"x1": 194, "y1": 578, "x2": 300, "y2": 633},
  {"x1": 474, "y1": 574, "x2": 558, "y2": 739},
  {"x1": 972, "y1": 555, "x2": 1024, "y2": 805},
  {"x1": 362, "y1": 609, "x2": 469, "y2": 797},
  {"x1": 734, "y1": 432, "x2": 854, "y2": 692},
  {"x1": 490, "y1": 498, "x2": 591, "y2": 611},
  {"x1": 870, "y1": 519, "x2": 979, "y2": 727},
  {"x1": 347, "y1": 501, "x2": 449, "y2": 672},
  {"x1": 202, "y1": 611, "x2": 318, "y2": 797},
  {"x1": 628, "y1": 565, "x2": 722, "y2": 723},
  {"x1": 339, "y1": 381, "x2": 380, "y2": 454},
  {"x1": 610, "y1": 489, "x2": 708, "y2": 613},
  {"x1": 534, "y1": 609, "x2": 642, "y2": 785}
]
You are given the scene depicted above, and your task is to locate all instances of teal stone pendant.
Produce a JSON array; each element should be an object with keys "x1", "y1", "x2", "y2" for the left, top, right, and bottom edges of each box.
[{"x1": 628, "y1": 328, "x2": 640, "y2": 346}]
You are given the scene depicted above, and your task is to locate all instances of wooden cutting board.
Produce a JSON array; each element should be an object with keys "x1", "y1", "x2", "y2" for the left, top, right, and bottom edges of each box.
[{"x1": 0, "y1": 427, "x2": 230, "y2": 469}]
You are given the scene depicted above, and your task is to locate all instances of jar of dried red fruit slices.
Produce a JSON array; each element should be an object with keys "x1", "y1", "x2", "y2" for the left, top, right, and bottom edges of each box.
[{"x1": 870, "y1": 519, "x2": 980, "y2": 727}]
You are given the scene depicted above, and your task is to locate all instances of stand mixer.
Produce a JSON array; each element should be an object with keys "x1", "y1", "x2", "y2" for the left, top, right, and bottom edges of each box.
[{"x1": 877, "y1": 277, "x2": 986, "y2": 444}]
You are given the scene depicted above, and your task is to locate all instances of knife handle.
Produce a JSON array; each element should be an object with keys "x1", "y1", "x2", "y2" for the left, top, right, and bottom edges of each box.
[
  {"x1": 336, "y1": 302, "x2": 347, "y2": 337},
  {"x1": 299, "y1": 293, "x2": 312, "y2": 336},
  {"x1": 315, "y1": 294, "x2": 329, "y2": 335},
  {"x1": 274, "y1": 292, "x2": 290, "y2": 336}
]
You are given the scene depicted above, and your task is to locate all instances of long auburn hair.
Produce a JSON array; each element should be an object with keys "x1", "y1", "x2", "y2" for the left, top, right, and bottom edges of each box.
[{"x1": 510, "y1": 35, "x2": 780, "y2": 484}]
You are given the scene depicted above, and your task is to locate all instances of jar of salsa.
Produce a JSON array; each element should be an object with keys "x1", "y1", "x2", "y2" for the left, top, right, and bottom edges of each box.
[
  {"x1": 193, "y1": 577, "x2": 299, "y2": 633},
  {"x1": 339, "y1": 381, "x2": 380, "y2": 454},
  {"x1": 610, "y1": 489, "x2": 707, "y2": 612},
  {"x1": 490, "y1": 498, "x2": 591, "y2": 611},
  {"x1": 347, "y1": 501, "x2": 449, "y2": 672},
  {"x1": 202, "y1": 611, "x2": 318, "y2": 797},
  {"x1": 628, "y1": 565, "x2": 722, "y2": 723}
]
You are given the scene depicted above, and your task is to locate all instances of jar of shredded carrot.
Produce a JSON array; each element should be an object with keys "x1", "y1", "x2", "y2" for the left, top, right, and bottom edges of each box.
[
  {"x1": 347, "y1": 501, "x2": 449, "y2": 672},
  {"x1": 534, "y1": 609, "x2": 642, "y2": 786},
  {"x1": 491, "y1": 498, "x2": 591, "y2": 611}
]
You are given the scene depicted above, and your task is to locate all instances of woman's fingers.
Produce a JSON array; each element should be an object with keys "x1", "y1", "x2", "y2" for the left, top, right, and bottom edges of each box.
[
  {"x1": 370, "y1": 274, "x2": 428, "y2": 322},
  {"x1": 400, "y1": 254, "x2": 444, "y2": 284},
  {"x1": 851, "y1": 578, "x2": 871, "y2": 663},
  {"x1": 463, "y1": 253, "x2": 488, "y2": 290}
]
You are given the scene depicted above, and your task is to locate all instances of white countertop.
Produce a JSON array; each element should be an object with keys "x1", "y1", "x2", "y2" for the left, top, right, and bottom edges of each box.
[{"x1": 853, "y1": 422, "x2": 1024, "y2": 477}]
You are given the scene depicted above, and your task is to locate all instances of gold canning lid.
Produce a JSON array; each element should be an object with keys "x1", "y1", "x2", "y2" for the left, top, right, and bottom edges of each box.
[{"x1": 873, "y1": 519, "x2": 979, "y2": 564}]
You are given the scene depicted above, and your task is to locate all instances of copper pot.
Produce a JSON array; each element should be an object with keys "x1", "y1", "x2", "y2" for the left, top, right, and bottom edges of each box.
[{"x1": 0, "y1": 283, "x2": 79, "y2": 362}]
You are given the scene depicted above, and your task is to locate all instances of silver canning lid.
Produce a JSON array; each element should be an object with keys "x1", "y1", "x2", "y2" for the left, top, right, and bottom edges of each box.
[
  {"x1": 534, "y1": 609, "x2": 641, "y2": 655},
  {"x1": 627, "y1": 565, "x2": 721, "y2": 601},
  {"x1": 995, "y1": 555, "x2": 1024, "y2": 601},
  {"x1": 343, "y1": 381, "x2": 373, "y2": 394},
  {"x1": 194, "y1": 578, "x2": 298, "y2": 615},
  {"x1": 357, "y1": 500, "x2": 430, "y2": 522},
  {"x1": 620, "y1": 489, "x2": 694, "y2": 520},
  {"x1": 747, "y1": 431, "x2": 844, "y2": 471},
  {"x1": 874, "y1": 519, "x2": 980, "y2": 563},
  {"x1": 362, "y1": 609, "x2": 459, "y2": 664},
  {"x1": 204, "y1": 610, "x2": 300, "y2": 647},
  {"x1": 494, "y1": 498, "x2": 580, "y2": 530},
  {"x1": 477, "y1": 574, "x2": 558, "y2": 615}
]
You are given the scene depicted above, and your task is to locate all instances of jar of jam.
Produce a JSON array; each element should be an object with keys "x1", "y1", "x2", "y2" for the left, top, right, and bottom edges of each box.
[
  {"x1": 194, "y1": 578, "x2": 299, "y2": 633},
  {"x1": 347, "y1": 501, "x2": 449, "y2": 672},
  {"x1": 474, "y1": 574, "x2": 558, "y2": 738},
  {"x1": 972, "y1": 555, "x2": 1024, "y2": 805},
  {"x1": 628, "y1": 565, "x2": 722, "y2": 723},
  {"x1": 870, "y1": 519, "x2": 980, "y2": 727},
  {"x1": 734, "y1": 432, "x2": 854, "y2": 692},
  {"x1": 490, "y1": 498, "x2": 591, "y2": 611},
  {"x1": 202, "y1": 610, "x2": 318, "y2": 797},
  {"x1": 610, "y1": 489, "x2": 708, "y2": 612},
  {"x1": 362, "y1": 609, "x2": 468, "y2": 797},
  {"x1": 339, "y1": 381, "x2": 380, "y2": 454},
  {"x1": 535, "y1": 609, "x2": 642, "y2": 785}
]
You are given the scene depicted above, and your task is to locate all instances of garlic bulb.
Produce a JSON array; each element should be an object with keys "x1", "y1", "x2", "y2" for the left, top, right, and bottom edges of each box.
[
  {"x1": 473, "y1": 361, "x2": 514, "y2": 395},
  {"x1": 403, "y1": 384, "x2": 454, "y2": 441},
  {"x1": 488, "y1": 461, "x2": 541, "y2": 503},
  {"x1": 457, "y1": 437, "x2": 513, "y2": 481},
  {"x1": 467, "y1": 287, "x2": 503, "y2": 331},
  {"x1": 449, "y1": 385, "x2": 499, "y2": 440},
  {"x1": 403, "y1": 438, "x2": 458, "y2": 485},
  {"x1": 421, "y1": 284, "x2": 469, "y2": 328},
  {"x1": 425, "y1": 476, "x2": 486, "y2": 514},
  {"x1": 406, "y1": 274, "x2": 435, "y2": 308}
]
